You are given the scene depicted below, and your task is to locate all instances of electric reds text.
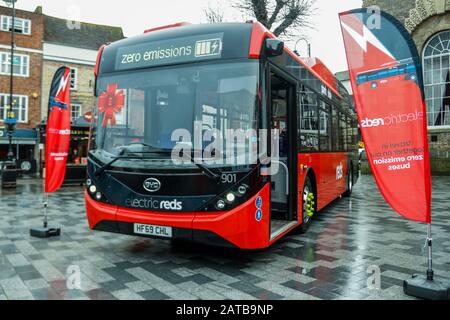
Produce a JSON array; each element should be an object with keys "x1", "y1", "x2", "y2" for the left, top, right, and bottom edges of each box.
[{"x1": 361, "y1": 110, "x2": 423, "y2": 128}]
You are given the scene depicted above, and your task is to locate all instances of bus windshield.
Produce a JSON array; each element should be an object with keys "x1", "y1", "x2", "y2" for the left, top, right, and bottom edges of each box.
[{"x1": 90, "y1": 61, "x2": 260, "y2": 170}]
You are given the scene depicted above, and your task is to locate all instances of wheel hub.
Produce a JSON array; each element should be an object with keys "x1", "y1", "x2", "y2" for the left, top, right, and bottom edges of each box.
[{"x1": 303, "y1": 187, "x2": 315, "y2": 223}]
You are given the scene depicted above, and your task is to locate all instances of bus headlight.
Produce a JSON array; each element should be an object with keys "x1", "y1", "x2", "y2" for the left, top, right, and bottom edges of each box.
[
  {"x1": 86, "y1": 179, "x2": 92, "y2": 187},
  {"x1": 226, "y1": 193, "x2": 236, "y2": 203},
  {"x1": 237, "y1": 185, "x2": 247, "y2": 195},
  {"x1": 95, "y1": 192, "x2": 102, "y2": 201},
  {"x1": 216, "y1": 199, "x2": 226, "y2": 210},
  {"x1": 89, "y1": 185, "x2": 97, "y2": 194}
]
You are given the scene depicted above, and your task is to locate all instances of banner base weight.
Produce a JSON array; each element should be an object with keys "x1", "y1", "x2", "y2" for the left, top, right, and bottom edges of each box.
[
  {"x1": 30, "y1": 227, "x2": 61, "y2": 239},
  {"x1": 404, "y1": 274, "x2": 450, "y2": 300}
]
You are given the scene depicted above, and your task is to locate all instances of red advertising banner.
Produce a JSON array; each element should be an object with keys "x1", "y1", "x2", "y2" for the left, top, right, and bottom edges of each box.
[
  {"x1": 45, "y1": 67, "x2": 71, "y2": 193},
  {"x1": 339, "y1": 9, "x2": 431, "y2": 223}
]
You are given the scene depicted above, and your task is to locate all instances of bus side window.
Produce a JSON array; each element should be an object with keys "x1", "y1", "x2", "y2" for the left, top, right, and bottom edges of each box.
[
  {"x1": 340, "y1": 113, "x2": 348, "y2": 151},
  {"x1": 299, "y1": 88, "x2": 319, "y2": 152},
  {"x1": 319, "y1": 100, "x2": 332, "y2": 152},
  {"x1": 346, "y1": 118, "x2": 352, "y2": 150},
  {"x1": 346, "y1": 117, "x2": 358, "y2": 150},
  {"x1": 331, "y1": 107, "x2": 339, "y2": 151},
  {"x1": 353, "y1": 118, "x2": 360, "y2": 148}
]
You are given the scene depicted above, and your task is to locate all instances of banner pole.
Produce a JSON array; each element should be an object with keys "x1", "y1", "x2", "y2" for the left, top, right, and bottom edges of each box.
[
  {"x1": 43, "y1": 193, "x2": 48, "y2": 229},
  {"x1": 30, "y1": 190, "x2": 60, "y2": 239},
  {"x1": 426, "y1": 223, "x2": 434, "y2": 281}
]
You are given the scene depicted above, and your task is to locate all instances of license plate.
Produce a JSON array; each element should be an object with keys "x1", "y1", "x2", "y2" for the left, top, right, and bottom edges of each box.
[{"x1": 134, "y1": 223, "x2": 172, "y2": 238}]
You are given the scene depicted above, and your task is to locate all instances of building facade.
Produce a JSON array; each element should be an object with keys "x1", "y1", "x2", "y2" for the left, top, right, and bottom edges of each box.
[
  {"x1": 0, "y1": 6, "x2": 44, "y2": 169},
  {"x1": 0, "y1": 5, "x2": 123, "y2": 174},
  {"x1": 38, "y1": 12, "x2": 124, "y2": 178},
  {"x1": 40, "y1": 15, "x2": 124, "y2": 123}
]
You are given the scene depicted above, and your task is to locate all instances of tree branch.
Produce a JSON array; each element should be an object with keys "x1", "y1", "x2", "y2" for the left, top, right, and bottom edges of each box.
[
  {"x1": 273, "y1": 0, "x2": 315, "y2": 37},
  {"x1": 232, "y1": 0, "x2": 316, "y2": 38},
  {"x1": 267, "y1": 0, "x2": 287, "y2": 29}
]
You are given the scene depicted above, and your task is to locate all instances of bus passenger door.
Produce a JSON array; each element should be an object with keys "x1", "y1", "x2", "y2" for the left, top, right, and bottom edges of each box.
[{"x1": 268, "y1": 67, "x2": 298, "y2": 240}]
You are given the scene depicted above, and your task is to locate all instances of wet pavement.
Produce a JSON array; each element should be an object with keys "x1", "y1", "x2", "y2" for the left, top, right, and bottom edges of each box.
[{"x1": 0, "y1": 175, "x2": 449, "y2": 300}]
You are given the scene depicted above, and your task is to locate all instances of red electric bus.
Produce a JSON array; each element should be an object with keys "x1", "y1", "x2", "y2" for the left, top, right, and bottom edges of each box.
[{"x1": 85, "y1": 21, "x2": 359, "y2": 249}]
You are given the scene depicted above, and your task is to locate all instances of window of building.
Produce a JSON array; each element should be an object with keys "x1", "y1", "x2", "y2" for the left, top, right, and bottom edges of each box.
[
  {"x1": 0, "y1": 52, "x2": 29, "y2": 77},
  {"x1": 71, "y1": 103, "x2": 82, "y2": 122},
  {"x1": 423, "y1": 30, "x2": 450, "y2": 127},
  {"x1": 70, "y1": 68, "x2": 78, "y2": 90},
  {"x1": 0, "y1": 94, "x2": 28, "y2": 123},
  {"x1": 0, "y1": 15, "x2": 31, "y2": 35}
]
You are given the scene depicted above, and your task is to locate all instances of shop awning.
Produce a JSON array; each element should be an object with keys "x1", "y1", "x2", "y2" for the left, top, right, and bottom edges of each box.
[{"x1": 0, "y1": 128, "x2": 37, "y2": 145}]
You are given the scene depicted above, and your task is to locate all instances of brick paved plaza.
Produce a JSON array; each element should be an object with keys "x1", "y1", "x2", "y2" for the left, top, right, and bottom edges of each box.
[{"x1": 0, "y1": 175, "x2": 449, "y2": 300}]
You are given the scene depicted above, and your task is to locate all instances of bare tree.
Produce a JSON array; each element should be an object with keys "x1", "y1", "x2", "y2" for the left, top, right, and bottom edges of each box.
[
  {"x1": 235, "y1": 0, "x2": 316, "y2": 38},
  {"x1": 205, "y1": 2, "x2": 225, "y2": 23}
]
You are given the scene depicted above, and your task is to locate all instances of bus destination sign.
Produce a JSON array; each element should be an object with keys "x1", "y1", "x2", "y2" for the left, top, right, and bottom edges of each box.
[{"x1": 116, "y1": 33, "x2": 224, "y2": 70}]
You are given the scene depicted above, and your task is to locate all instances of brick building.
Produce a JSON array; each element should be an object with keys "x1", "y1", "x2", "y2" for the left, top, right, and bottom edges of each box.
[
  {"x1": 0, "y1": 5, "x2": 123, "y2": 174},
  {"x1": 36, "y1": 9, "x2": 124, "y2": 178},
  {"x1": 0, "y1": 6, "x2": 43, "y2": 163},
  {"x1": 40, "y1": 15, "x2": 124, "y2": 123}
]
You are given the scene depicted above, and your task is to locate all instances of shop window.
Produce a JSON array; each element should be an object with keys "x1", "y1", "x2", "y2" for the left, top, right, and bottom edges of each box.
[
  {"x1": 423, "y1": 30, "x2": 450, "y2": 127},
  {"x1": 68, "y1": 136, "x2": 89, "y2": 166}
]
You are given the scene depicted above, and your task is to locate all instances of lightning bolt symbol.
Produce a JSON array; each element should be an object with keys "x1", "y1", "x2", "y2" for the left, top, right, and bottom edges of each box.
[
  {"x1": 341, "y1": 21, "x2": 394, "y2": 59},
  {"x1": 57, "y1": 74, "x2": 69, "y2": 95},
  {"x1": 211, "y1": 40, "x2": 219, "y2": 54}
]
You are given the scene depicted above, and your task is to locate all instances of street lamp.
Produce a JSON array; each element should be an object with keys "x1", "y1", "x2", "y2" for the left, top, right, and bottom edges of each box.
[
  {"x1": 294, "y1": 38, "x2": 311, "y2": 57},
  {"x1": 4, "y1": 0, "x2": 17, "y2": 162},
  {"x1": 1, "y1": 0, "x2": 17, "y2": 189}
]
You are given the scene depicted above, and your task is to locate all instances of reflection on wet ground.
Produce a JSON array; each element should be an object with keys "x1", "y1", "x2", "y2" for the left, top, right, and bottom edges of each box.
[{"x1": 0, "y1": 175, "x2": 449, "y2": 300}]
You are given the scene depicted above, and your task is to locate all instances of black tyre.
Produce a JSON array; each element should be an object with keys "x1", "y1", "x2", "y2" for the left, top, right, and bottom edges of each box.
[
  {"x1": 299, "y1": 176, "x2": 316, "y2": 234},
  {"x1": 343, "y1": 164, "x2": 353, "y2": 197}
]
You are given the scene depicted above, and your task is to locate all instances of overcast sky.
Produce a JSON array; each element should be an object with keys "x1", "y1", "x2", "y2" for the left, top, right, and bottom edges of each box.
[{"x1": 14, "y1": 0, "x2": 362, "y2": 73}]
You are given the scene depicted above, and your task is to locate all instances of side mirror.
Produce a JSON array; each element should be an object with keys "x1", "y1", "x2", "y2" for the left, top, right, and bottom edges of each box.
[{"x1": 265, "y1": 39, "x2": 284, "y2": 57}]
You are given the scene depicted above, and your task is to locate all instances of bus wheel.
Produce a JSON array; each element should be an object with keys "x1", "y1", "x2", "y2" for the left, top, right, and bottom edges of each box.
[
  {"x1": 300, "y1": 176, "x2": 315, "y2": 234},
  {"x1": 344, "y1": 165, "x2": 353, "y2": 197}
]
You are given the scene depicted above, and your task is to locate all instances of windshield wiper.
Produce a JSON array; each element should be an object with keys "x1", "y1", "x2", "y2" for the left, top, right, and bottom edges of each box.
[
  {"x1": 95, "y1": 146, "x2": 222, "y2": 183},
  {"x1": 95, "y1": 148, "x2": 144, "y2": 177},
  {"x1": 181, "y1": 151, "x2": 222, "y2": 183},
  {"x1": 143, "y1": 149, "x2": 221, "y2": 182}
]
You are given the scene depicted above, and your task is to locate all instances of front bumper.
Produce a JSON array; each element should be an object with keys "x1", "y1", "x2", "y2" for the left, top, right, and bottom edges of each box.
[{"x1": 85, "y1": 184, "x2": 271, "y2": 249}]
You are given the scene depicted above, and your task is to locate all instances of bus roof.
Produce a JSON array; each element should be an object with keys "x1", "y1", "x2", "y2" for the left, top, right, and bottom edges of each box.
[
  {"x1": 248, "y1": 21, "x2": 341, "y2": 98},
  {"x1": 96, "y1": 21, "x2": 343, "y2": 99}
]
